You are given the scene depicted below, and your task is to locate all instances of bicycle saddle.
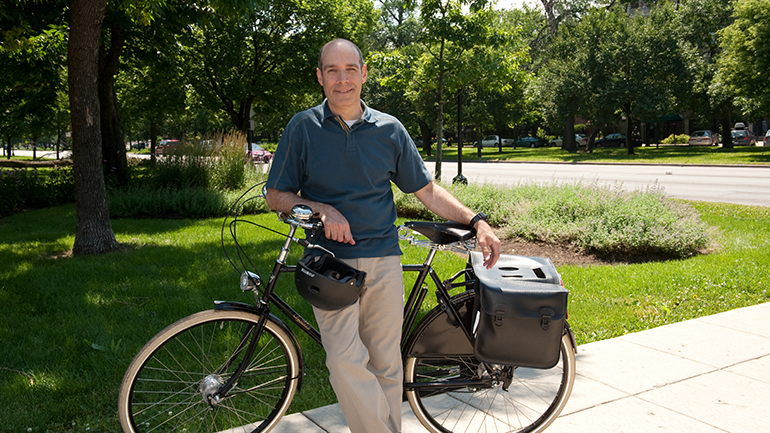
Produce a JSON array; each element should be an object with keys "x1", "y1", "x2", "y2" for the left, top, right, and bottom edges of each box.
[{"x1": 403, "y1": 221, "x2": 475, "y2": 245}]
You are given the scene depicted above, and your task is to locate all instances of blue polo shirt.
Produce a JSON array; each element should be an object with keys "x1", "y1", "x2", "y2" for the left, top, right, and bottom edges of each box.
[{"x1": 267, "y1": 100, "x2": 432, "y2": 258}]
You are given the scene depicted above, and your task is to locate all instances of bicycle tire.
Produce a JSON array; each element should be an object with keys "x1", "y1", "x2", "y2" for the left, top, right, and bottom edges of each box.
[
  {"x1": 404, "y1": 291, "x2": 576, "y2": 433},
  {"x1": 118, "y1": 309, "x2": 301, "y2": 433}
]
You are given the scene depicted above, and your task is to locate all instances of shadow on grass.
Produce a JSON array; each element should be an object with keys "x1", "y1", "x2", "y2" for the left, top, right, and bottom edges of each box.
[{"x1": 0, "y1": 206, "x2": 329, "y2": 431}]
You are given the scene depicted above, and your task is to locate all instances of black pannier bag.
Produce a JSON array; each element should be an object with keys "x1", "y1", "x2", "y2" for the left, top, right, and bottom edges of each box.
[{"x1": 470, "y1": 252, "x2": 568, "y2": 369}]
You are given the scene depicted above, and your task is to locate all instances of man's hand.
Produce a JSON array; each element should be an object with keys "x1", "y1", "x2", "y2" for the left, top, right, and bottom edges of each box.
[
  {"x1": 264, "y1": 189, "x2": 355, "y2": 246},
  {"x1": 413, "y1": 182, "x2": 501, "y2": 268},
  {"x1": 317, "y1": 203, "x2": 355, "y2": 245},
  {"x1": 474, "y1": 221, "x2": 500, "y2": 269}
]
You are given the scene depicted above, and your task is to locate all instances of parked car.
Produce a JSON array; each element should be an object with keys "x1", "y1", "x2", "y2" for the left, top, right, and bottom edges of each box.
[
  {"x1": 474, "y1": 135, "x2": 515, "y2": 148},
  {"x1": 516, "y1": 136, "x2": 547, "y2": 148},
  {"x1": 731, "y1": 129, "x2": 756, "y2": 146},
  {"x1": 764, "y1": 130, "x2": 770, "y2": 146},
  {"x1": 246, "y1": 143, "x2": 272, "y2": 163},
  {"x1": 156, "y1": 139, "x2": 180, "y2": 155},
  {"x1": 688, "y1": 130, "x2": 719, "y2": 146},
  {"x1": 594, "y1": 133, "x2": 627, "y2": 148},
  {"x1": 548, "y1": 134, "x2": 589, "y2": 147}
]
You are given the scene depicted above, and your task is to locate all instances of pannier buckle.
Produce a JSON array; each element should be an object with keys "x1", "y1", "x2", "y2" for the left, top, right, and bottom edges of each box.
[
  {"x1": 494, "y1": 310, "x2": 505, "y2": 326},
  {"x1": 540, "y1": 307, "x2": 555, "y2": 330}
]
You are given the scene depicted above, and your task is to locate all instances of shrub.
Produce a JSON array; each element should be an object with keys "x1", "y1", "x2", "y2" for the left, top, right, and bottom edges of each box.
[
  {"x1": 109, "y1": 169, "x2": 269, "y2": 219},
  {"x1": 661, "y1": 134, "x2": 690, "y2": 144},
  {"x1": 394, "y1": 180, "x2": 712, "y2": 259},
  {"x1": 0, "y1": 166, "x2": 74, "y2": 217}
]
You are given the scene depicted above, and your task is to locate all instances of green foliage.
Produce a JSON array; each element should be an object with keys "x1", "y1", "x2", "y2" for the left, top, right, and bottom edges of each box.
[
  {"x1": 109, "y1": 132, "x2": 269, "y2": 218},
  {"x1": 210, "y1": 134, "x2": 248, "y2": 191},
  {"x1": 108, "y1": 182, "x2": 270, "y2": 219},
  {"x1": 395, "y1": 180, "x2": 711, "y2": 258},
  {"x1": 177, "y1": 0, "x2": 377, "y2": 133},
  {"x1": 0, "y1": 166, "x2": 74, "y2": 217},
  {"x1": 537, "y1": 4, "x2": 693, "y2": 145},
  {"x1": 716, "y1": 0, "x2": 770, "y2": 116},
  {"x1": 147, "y1": 132, "x2": 250, "y2": 191},
  {"x1": 660, "y1": 134, "x2": 691, "y2": 144}
]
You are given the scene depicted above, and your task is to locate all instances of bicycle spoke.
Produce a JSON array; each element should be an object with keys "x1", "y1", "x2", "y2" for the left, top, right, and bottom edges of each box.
[{"x1": 119, "y1": 311, "x2": 300, "y2": 433}]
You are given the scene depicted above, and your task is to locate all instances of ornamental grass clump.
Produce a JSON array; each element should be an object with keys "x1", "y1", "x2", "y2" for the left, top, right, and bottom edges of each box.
[{"x1": 109, "y1": 132, "x2": 268, "y2": 218}]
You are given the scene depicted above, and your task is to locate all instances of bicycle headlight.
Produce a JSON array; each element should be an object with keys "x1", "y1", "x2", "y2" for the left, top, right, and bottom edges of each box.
[{"x1": 240, "y1": 271, "x2": 261, "y2": 292}]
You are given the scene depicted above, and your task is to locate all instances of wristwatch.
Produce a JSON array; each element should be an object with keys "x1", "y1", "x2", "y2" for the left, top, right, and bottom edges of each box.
[{"x1": 469, "y1": 212, "x2": 488, "y2": 228}]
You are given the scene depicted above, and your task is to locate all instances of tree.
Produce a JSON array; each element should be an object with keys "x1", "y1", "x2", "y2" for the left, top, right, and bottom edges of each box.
[
  {"x1": 0, "y1": 18, "x2": 66, "y2": 159},
  {"x1": 535, "y1": 12, "x2": 589, "y2": 153},
  {"x1": 68, "y1": 0, "x2": 120, "y2": 255},
  {"x1": 716, "y1": 0, "x2": 770, "y2": 118},
  {"x1": 373, "y1": 1, "x2": 524, "y2": 180},
  {"x1": 538, "y1": 4, "x2": 692, "y2": 154},
  {"x1": 118, "y1": 58, "x2": 187, "y2": 161},
  {"x1": 179, "y1": 0, "x2": 376, "y2": 135},
  {"x1": 677, "y1": 0, "x2": 735, "y2": 148}
]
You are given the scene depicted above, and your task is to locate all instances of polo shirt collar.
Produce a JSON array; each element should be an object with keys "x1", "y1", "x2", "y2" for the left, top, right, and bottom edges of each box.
[{"x1": 321, "y1": 99, "x2": 376, "y2": 126}]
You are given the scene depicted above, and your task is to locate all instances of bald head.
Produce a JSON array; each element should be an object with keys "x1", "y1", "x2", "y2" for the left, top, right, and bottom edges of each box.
[{"x1": 318, "y1": 39, "x2": 364, "y2": 70}]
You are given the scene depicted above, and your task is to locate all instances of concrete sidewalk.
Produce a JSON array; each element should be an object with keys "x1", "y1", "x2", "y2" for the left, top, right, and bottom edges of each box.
[{"x1": 271, "y1": 302, "x2": 770, "y2": 432}]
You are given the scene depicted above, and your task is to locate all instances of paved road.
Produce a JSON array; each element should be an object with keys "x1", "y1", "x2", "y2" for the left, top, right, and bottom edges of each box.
[
  {"x1": 426, "y1": 161, "x2": 770, "y2": 207},
  {"x1": 10, "y1": 150, "x2": 769, "y2": 207}
]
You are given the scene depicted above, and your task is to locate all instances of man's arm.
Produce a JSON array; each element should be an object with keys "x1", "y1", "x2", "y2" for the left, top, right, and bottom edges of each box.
[
  {"x1": 265, "y1": 188, "x2": 355, "y2": 245},
  {"x1": 413, "y1": 181, "x2": 501, "y2": 268}
]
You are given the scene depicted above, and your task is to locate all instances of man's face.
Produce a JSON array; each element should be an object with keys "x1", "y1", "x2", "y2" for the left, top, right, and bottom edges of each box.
[{"x1": 316, "y1": 42, "x2": 367, "y2": 117}]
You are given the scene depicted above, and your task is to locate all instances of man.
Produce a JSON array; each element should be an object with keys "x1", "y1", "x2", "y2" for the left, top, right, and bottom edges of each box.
[{"x1": 265, "y1": 38, "x2": 500, "y2": 433}]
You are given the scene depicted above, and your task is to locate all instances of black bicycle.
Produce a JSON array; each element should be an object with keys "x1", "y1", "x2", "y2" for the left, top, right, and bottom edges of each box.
[{"x1": 118, "y1": 186, "x2": 577, "y2": 433}]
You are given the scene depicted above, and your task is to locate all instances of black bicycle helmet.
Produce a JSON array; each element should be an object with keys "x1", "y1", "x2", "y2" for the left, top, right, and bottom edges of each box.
[{"x1": 295, "y1": 253, "x2": 366, "y2": 310}]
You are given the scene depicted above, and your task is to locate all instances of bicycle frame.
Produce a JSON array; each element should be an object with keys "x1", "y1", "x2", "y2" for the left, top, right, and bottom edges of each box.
[
  {"x1": 237, "y1": 218, "x2": 478, "y2": 352},
  {"x1": 217, "y1": 209, "x2": 492, "y2": 404}
]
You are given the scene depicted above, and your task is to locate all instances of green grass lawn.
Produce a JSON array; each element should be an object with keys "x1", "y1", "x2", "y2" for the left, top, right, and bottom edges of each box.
[
  {"x1": 423, "y1": 144, "x2": 770, "y2": 165},
  {"x1": 1, "y1": 201, "x2": 769, "y2": 432}
]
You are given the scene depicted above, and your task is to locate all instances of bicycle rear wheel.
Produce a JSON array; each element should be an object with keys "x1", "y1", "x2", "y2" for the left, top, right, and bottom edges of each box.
[
  {"x1": 404, "y1": 291, "x2": 576, "y2": 433},
  {"x1": 118, "y1": 309, "x2": 301, "y2": 433}
]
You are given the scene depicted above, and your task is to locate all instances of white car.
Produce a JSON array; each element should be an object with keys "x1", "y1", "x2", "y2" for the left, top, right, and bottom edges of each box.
[
  {"x1": 764, "y1": 130, "x2": 770, "y2": 146},
  {"x1": 688, "y1": 130, "x2": 718, "y2": 146},
  {"x1": 549, "y1": 134, "x2": 589, "y2": 147}
]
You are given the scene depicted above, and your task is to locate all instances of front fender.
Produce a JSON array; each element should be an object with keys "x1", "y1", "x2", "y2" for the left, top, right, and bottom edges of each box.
[{"x1": 214, "y1": 301, "x2": 306, "y2": 391}]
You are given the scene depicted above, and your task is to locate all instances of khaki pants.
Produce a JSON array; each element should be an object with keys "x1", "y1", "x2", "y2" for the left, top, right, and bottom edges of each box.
[{"x1": 312, "y1": 255, "x2": 404, "y2": 433}]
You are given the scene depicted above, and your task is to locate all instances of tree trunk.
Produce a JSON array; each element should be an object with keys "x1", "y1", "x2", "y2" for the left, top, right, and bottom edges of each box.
[
  {"x1": 99, "y1": 22, "x2": 129, "y2": 186},
  {"x1": 563, "y1": 115, "x2": 576, "y2": 153},
  {"x1": 419, "y1": 120, "x2": 431, "y2": 156},
  {"x1": 435, "y1": 38, "x2": 446, "y2": 181},
  {"x1": 68, "y1": 0, "x2": 119, "y2": 256},
  {"x1": 454, "y1": 92, "x2": 466, "y2": 185},
  {"x1": 475, "y1": 118, "x2": 482, "y2": 157},
  {"x1": 720, "y1": 116, "x2": 733, "y2": 148},
  {"x1": 150, "y1": 121, "x2": 158, "y2": 163}
]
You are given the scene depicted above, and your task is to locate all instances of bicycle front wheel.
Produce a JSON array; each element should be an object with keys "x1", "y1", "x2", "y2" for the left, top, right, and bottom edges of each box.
[
  {"x1": 118, "y1": 309, "x2": 301, "y2": 433},
  {"x1": 404, "y1": 291, "x2": 576, "y2": 433}
]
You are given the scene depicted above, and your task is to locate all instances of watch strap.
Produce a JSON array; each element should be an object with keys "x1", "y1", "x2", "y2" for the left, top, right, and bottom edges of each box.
[{"x1": 469, "y1": 212, "x2": 488, "y2": 228}]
